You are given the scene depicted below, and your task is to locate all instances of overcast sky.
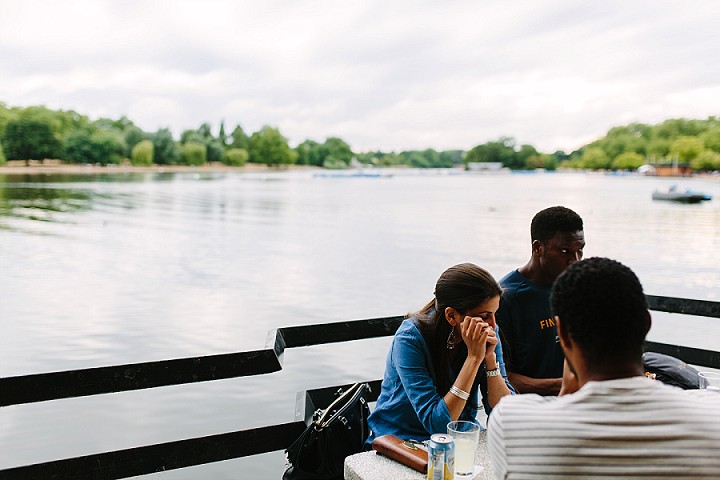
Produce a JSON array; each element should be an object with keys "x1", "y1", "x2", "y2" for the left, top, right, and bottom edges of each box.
[{"x1": 1, "y1": 1, "x2": 718, "y2": 153}]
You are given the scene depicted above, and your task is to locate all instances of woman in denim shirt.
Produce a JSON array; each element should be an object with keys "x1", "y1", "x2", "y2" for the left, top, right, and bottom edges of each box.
[{"x1": 367, "y1": 263, "x2": 514, "y2": 444}]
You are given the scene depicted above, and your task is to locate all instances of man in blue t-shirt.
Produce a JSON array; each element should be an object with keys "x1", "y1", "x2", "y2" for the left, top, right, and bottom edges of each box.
[{"x1": 496, "y1": 206, "x2": 584, "y2": 395}]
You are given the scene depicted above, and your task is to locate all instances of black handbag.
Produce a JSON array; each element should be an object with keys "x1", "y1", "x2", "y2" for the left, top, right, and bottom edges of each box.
[{"x1": 283, "y1": 382, "x2": 371, "y2": 480}]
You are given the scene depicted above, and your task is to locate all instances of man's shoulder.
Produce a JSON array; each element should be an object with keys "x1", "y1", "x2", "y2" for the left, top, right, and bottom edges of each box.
[
  {"x1": 499, "y1": 270, "x2": 552, "y2": 306},
  {"x1": 572, "y1": 377, "x2": 720, "y2": 408},
  {"x1": 499, "y1": 271, "x2": 527, "y2": 301},
  {"x1": 499, "y1": 269, "x2": 522, "y2": 287},
  {"x1": 499, "y1": 269, "x2": 548, "y2": 292}
]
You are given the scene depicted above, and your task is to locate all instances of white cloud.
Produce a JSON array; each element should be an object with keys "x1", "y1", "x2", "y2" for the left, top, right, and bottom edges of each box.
[{"x1": 1, "y1": 0, "x2": 718, "y2": 153}]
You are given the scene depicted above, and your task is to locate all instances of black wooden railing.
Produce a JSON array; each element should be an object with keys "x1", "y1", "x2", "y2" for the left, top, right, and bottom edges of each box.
[{"x1": 1, "y1": 295, "x2": 719, "y2": 479}]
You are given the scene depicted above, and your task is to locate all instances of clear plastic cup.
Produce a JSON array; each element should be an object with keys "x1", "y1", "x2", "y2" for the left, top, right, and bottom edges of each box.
[
  {"x1": 699, "y1": 371, "x2": 720, "y2": 391},
  {"x1": 447, "y1": 420, "x2": 480, "y2": 477}
]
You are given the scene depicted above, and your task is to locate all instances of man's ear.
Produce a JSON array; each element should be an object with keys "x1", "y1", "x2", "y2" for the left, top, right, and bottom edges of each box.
[
  {"x1": 556, "y1": 315, "x2": 571, "y2": 350},
  {"x1": 532, "y1": 239, "x2": 544, "y2": 257},
  {"x1": 644, "y1": 311, "x2": 652, "y2": 336}
]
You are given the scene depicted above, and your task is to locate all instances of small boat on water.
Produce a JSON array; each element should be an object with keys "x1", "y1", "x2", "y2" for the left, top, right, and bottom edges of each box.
[{"x1": 652, "y1": 185, "x2": 712, "y2": 204}]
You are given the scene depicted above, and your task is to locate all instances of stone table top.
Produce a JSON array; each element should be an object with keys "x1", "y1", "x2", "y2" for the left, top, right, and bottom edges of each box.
[{"x1": 344, "y1": 430, "x2": 493, "y2": 480}]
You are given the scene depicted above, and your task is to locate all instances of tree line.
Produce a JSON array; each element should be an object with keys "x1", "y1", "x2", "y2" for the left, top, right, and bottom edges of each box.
[{"x1": 0, "y1": 102, "x2": 718, "y2": 171}]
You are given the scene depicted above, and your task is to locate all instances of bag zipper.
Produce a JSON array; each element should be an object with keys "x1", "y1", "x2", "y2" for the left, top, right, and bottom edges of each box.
[{"x1": 314, "y1": 383, "x2": 366, "y2": 429}]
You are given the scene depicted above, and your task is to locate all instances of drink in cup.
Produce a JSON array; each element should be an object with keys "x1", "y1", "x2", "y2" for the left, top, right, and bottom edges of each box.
[{"x1": 447, "y1": 420, "x2": 479, "y2": 478}]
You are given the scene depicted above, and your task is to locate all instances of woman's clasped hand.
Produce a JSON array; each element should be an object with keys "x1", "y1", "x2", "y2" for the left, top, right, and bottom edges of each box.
[{"x1": 460, "y1": 316, "x2": 495, "y2": 359}]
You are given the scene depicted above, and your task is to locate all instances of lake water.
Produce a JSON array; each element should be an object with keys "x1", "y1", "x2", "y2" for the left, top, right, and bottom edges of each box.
[{"x1": 1, "y1": 169, "x2": 719, "y2": 478}]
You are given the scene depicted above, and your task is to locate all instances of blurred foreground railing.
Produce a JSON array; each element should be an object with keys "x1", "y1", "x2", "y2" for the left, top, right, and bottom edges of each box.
[{"x1": 1, "y1": 295, "x2": 719, "y2": 479}]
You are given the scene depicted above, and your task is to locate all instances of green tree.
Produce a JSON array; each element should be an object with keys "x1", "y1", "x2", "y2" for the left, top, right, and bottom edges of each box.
[
  {"x1": 403, "y1": 151, "x2": 427, "y2": 168},
  {"x1": 124, "y1": 125, "x2": 147, "y2": 157},
  {"x1": 131, "y1": 140, "x2": 154, "y2": 166},
  {"x1": 180, "y1": 142, "x2": 207, "y2": 166},
  {"x1": 670, "y1": 136, "x2": 704, "y2": 162},
  {"x1": 218, "y1": 121, "x2": 227, "y2": 147},
  {"x1": 611, "y1": 151, "x2": 644, "y2": 170},
  {"x1": 691, "y1": 150, "x2": 720, "y2": 171},
  {"x1": 353, "y1": 151, "x2": 374, "y2": 165},
  {"x1": 700, "y1": 127, "x2": 720, "y2": 153},
  {"x1": 181, "y1": 129, "x2": 205, "y2": 144},
  {"x1": 197, "y1": 123, "x2": 213, "y2": 141},
  {"x1": 590, "y1": 129, "x2": 647, "y2": 160},
  {"x1": 206, "y1": 140, "x2": 224, "y2": 163},
  {"x1": 64, "y1": 130, "x2": 124, "y2": 165},
  {"x1": 224, "y1": 148, "x2": 248, "y2": 166},
  {"x1": 525, "y1": 153, "x2": 557, "y2": 170},
  {"x1": 0, "y1": 102, "x2": 18, "y2": 139},
  {"x1": 400, "y1": 149, "x2": 449, "y2": 168},
  {"x1": 94, "y1": 115, "x2": 134, "y2": 132},
  {"x1": 19, "y1": 106, "x2": 91, "y2": 144},
  {"x1": 248, "y1": 126, "x2": 297, "y2": 166},
  {"x1": 654, "y1": 118, "x2": 705, "y2": 139},
  {"x1": 647, "y1": 138, "x2": 671, "y2": 158},
  {"x1": 0, "y1": 141, "x2": 6, "y2": 165},
  {"x1": 322, "y1": 137, "x2": 353, "y2": 167},
  {"x1": 420, "y1": 148, "x2": 449, "y2": 168},
  {"x1": 465, "y1": 137, "x2": 517, "y2": 168},
  {"x1": 373, "y1": 152, "x2": 404, "y2": 166},
  {"x1": 295, "y1": 140, "x2": 323, "y2": 166},
  {"x1": 618, "y1": 123, "x2": 653, "y2": 140},
  {"x1": 579, "y1": 147, "x2": 611, "y2": 170},
  {"x1": 543, "y1": 155, "x2": 558, "y2": 171},
  {"x1": 552, "y1": 150, "x2": 570, "y2": 164},
  {"x1": 230, "y1": 125, "x2": 249, "y2": 150},
  {"x1": 182, "y1": 127, "x2": 224, "y2": 163},
  {"x1": 2, "y1": 117, "x2": 63, "y2": 164},
  {"x1": 439, "y1": 150, "x2": 463, "y2": 166},
  {"x1": 152, "y1": 128, "x2": 180, "y2": 165}
]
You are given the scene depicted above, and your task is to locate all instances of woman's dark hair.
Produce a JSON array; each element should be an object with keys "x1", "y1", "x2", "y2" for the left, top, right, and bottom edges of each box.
[
  {"x1": 551, "y1": 257, "x2": 649, "y2": 366},
  {"x1": 531, "y1": 206, "x2": 583, "y2": 242},
  {"x1": 413, "y1": 263, "x2": 502, "y2": 400}
]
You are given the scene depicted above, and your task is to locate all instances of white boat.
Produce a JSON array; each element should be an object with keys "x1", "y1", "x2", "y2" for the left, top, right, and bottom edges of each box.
[{"x1": 652, "y1": 185, "x2": 712, "y2": 203}]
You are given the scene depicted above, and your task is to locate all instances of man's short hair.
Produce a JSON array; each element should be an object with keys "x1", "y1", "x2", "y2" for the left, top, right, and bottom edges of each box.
[
  {"x1": 530, "y1": 206, "x2": 583, "y2": 242},
  {"x1": 551, "y1": 257, "x2": 649, "y2": 365}
]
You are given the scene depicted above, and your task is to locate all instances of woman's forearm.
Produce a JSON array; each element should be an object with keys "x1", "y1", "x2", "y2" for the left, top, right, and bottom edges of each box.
[
  {"x1": 485, "y1": 353, "x2": 511, "y2": 408},
  {"x1": 444, "y1": 354, "x2": 483, "y2": 419}
]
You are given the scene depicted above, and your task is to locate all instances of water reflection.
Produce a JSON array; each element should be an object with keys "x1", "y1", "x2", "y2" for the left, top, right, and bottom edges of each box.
[
  {"x1": 0, "y1": 175, "x2": 95, "y2": 232},
  {"x1": 0, "y1": 172, "x2": 245, "y2": 234}
]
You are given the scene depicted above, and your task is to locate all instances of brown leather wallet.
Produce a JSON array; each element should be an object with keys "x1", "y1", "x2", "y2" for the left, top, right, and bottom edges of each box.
[{"x1": 372, "y1": 434, "x2": 428, "y2": 473}]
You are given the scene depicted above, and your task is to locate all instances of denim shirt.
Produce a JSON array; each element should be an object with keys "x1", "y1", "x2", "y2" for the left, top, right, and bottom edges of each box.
[{"x1": 366, "y1": 318, "x2": 514, "y2": 444}]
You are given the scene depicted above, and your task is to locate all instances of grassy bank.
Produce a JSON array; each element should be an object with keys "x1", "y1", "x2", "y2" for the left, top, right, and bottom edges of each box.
[{"x1": 0, "y1": 161, "x2": 317, "y2": 175}]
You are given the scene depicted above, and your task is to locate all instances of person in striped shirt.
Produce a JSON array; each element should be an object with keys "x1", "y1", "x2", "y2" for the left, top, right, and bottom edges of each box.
[{"x1": 488, "y1": 257, "x2": 720, "y2": 479}]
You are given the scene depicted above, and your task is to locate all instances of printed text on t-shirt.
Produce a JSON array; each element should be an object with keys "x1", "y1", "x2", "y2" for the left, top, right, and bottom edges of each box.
[{"x1": 539, "y1": 317, "x2": 555, "y2": 330}]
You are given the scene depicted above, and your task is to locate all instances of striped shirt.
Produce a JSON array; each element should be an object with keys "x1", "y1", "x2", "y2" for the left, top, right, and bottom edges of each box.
[{"x1": 488, "y1": 376, "x2": 720, "y2": 479}]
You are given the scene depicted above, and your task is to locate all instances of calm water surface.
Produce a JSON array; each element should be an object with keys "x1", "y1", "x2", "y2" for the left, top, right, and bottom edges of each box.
[{"x1": 1, "y1": 170, "x2": 719, "y2": 478}]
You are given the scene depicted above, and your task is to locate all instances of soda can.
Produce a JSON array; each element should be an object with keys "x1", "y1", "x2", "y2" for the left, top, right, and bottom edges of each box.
[{"x1": 427, "y1": 433, "x2": 454, "y2": 480}]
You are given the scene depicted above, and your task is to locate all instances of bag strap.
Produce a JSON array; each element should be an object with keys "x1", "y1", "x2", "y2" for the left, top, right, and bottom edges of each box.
[{"x1": 314, "y1": 382, "x2": 366, "y2": 429}]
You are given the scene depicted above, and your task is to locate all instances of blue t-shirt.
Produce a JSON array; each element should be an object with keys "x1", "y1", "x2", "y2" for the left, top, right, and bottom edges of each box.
[
  {"x1": 496, "y1": 269, "x2": 564, "y2": 379},
  {"x1": 366, "y1": 318, "x2": 514, "y2": 444}
]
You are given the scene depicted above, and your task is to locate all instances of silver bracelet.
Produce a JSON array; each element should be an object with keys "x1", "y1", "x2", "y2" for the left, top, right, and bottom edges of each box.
[
  {"x1": 449, "y1": 385, "x2": 470, "y2": 401},
  {"x1": 485, "y1": 367, "x2": 501, "y2": 377}
]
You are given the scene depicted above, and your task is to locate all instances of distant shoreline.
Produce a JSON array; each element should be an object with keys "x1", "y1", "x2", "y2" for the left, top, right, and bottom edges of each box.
[
  {"x1": 0, "y1": 162, "x2": 318, "y2": 175},
  {"x1": 1, "y1": 162, "x2": 718, "y2": 179}
]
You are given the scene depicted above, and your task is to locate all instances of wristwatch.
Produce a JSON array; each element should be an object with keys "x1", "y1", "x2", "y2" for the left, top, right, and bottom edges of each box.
[{"x1": 485, "y1": 367, "x2": 501, "y2": 377}]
